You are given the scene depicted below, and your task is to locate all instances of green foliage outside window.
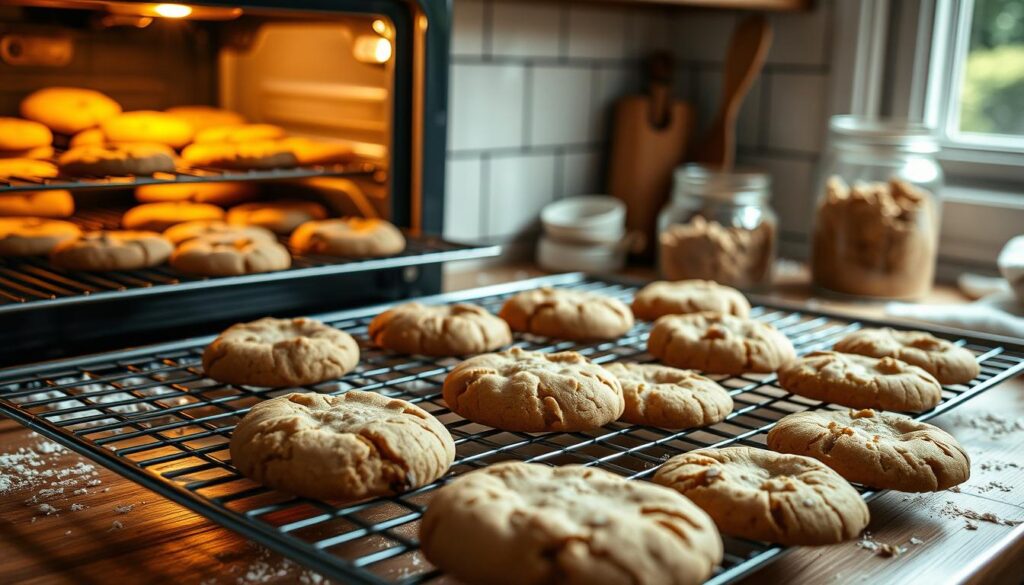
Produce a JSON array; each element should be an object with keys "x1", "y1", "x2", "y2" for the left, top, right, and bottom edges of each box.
[{"x1": 960, "y1": 0, "x2": 1024, "y2": 136}]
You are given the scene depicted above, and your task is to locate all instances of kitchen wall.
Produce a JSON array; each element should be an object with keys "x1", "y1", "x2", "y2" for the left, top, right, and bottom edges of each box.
[{"x1": 445, "y1": 0, "x2": 834, "y2": 257}]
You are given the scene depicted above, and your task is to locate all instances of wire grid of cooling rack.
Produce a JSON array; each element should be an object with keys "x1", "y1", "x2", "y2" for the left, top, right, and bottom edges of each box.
[{"x1": 1, "y1": 273, "x2": 1022, "y2": 584}]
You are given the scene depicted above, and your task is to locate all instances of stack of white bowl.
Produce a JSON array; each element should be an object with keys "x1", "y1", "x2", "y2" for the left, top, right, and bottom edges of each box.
[{"x1": 537, "y1": 195, "x2": 629, "y2": 273}]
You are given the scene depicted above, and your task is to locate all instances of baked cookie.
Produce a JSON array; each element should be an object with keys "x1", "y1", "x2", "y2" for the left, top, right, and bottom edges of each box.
[
  {"x1": 0, "y1": 190, "x2": 74, "y2": 217},
  {"x1": 603, "y1": 362, "x2": 733, "y2": 429},
  {"x1": 777, "y1": 351, "x2": 943, "y2": 412},
  {"x1": 69, "y1": 128, "x2": 106, "y2": 148},
  {"x1": 20, "y1": 87, "x2": 122, "y2": 135},
  {"x1": 421, "y1": 461, "x2": 723, "y2": 585},
  {"x1": 182, "y1": 141, "x2": 298, "y2": 170},
  {"x1": 442, "y1": 347, "x2": 624, "y2": 432},
  {"x1": 632, "y1": 280, "x2": 751, "y2": 321},
  {"x1": 226, "y1": 200, "x2": 327, "y2": 235},
  {"x1": 0, "y1": 145, "x2": 54, "y2": 160},
  {"x1": 58, "y1": 143, "x2": 176, "y2": 176},
  {"x1": 230, "y1": 391, "x2": 454, "y2": 501},
  {"x1": 280, "y1": 137, "x2": 355, "y2": 165},
  {"x1": 647, "y1": 312, "x2": 795, "y2": 374},
  {"x1": 202, "y1": 316, "x2": 359, "y2": 387},
  {"x1": 171, "y1": 233, "x2": 291, "y2": 276},
  {"x1": 50, "y1": 230, "x2": 172, "y2": 271},
  {"x1": 100, "y1": 111, "x2": 194, "y2": 149},
  {"x1": 194, "y1": 123, "x2": 285, "y2": 144},
  {"x1": 653, "y1": 446, "x2": 869, "y2": 545},
  {"x1": 368, "y1": 302, "x2": 512, "y2": 356},
  {"x1": 165, "y1": 106, "x2": 246, "y2": 132},
  {"x1": 122, "y1": 201, "x2": 225, "y2": 231},
  {"x1": 135, "y1": 181, "x2": 258, "y2": 206},
  {"x1": 498, "y1": 287, "x2": 635, "y2": 341},
  {"x1": 0, "y1": 158, "x2": 58, "y2": 180},
  {"x1": 834, "y1": 328, "x2": 979, "y2": 385},
  {"x1": 289, "y1": 218, "x2": 405, "y2": 257},
  {"x1": 163, "y1": 220, "x2": 276, "y2": 245},
  {"x1": 0, "y1": 118, "x2": 53, "y2": 151},
  {"x1": 0, "y1": 218, "x2": 81, "y2": 256},
  {"x1": 767, "y1": 408, "x2": 970, "y2": 492}
]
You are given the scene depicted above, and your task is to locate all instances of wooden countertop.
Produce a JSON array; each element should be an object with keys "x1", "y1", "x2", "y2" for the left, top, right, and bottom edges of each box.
[{"x1": 1, "y1": 267, "x2": 1022, "y2": 584}]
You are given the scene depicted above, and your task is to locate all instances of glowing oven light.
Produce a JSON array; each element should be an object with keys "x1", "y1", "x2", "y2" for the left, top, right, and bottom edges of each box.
[
  {"x1": 353, "y1": 35, "x2": 392, "y2": 64},
  {"x1": 153, "y1": 4, "x2": 193, "y2": 18}
]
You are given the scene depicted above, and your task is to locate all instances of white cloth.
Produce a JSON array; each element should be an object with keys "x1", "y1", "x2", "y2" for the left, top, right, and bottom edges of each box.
[
  {"x1": 998, "y1": 235, "x2": 1024, "y2": 303},
  {"x1": 886, "y1": 290, "x2": 1024, "y2": 340}
]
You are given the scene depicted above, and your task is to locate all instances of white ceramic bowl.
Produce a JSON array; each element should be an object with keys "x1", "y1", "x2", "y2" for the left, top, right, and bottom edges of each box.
[
  {"x1": 540, "y1": 195, "x2": 626, "y2": 244},
  {"x1": 998, "y1": 235, "x2": 1024, "y2": 304},
  {"x1": 537, "y1": 234, "x2": 627, "y2": 274}
]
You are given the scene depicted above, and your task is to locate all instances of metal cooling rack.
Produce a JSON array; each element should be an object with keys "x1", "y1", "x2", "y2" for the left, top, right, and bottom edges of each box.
[{"x1": 0, "y1": 273, "x2": 1022, "y2": 585}]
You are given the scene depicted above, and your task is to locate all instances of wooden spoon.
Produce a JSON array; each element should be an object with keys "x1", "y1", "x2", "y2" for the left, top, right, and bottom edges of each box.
[{"x1": 694, "y1": 15, "x2": 773, "y2": 170}]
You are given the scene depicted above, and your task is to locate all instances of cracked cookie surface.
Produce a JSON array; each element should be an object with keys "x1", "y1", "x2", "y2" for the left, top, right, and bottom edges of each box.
[
  {"x1": 442, "y1": 347, "x2": 624, "y2": 432},
  {"x1": 420, "y1": 461, "x2": 722, "y2": 585},
  {"x1": 603, "y1": 362, "x2": 733, "y2": 429},
  {"x1": 368, "y1": 302, "x2": 511, "y2": 356},
  {"x1": 230, "y1": 391, "x2": 454, "y2": 501},
  {"x1": 653, "y1": 446, "x2": 869, "y2": 545},
  {"x1": 170, "y1": 233, "x2": 291, "y2": 276},
  {"x1": 632, "y1": 280, "x2": 751, "y2": 321},
  {"x1": 647, "y1": 312, "x2": 795, "y2": 374},
  {"x1": 290, "y1": 217, "x2": 405, "y2": 258},
  {"x1": 767, "y1": 408, "x2": 970, "y2": 492},
  {"x1": 50, "y1": 230, "x2": 172, "y2": 270},
  {"x1": 498, "y1": 287, "x2": 634, "y2": 341},
  {"x1": 777, "y1": 351, "x2": 942, "y2": 412},
  {"x1": 834, "y1": 328, "x2": 979, "y2": 385},
  {"x1": 203, "y1": 317, "x2": 359, "y2": 387}
]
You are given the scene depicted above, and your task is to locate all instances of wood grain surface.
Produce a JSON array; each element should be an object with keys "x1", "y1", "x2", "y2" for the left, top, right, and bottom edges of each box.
[{"x1": 1, "y1": 268, "x2": 1022, "y2": 584}]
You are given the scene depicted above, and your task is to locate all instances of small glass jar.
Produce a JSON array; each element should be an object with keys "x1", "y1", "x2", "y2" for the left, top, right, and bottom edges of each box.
[
  {"x1": 811, "y1": 116, "x2": 943, "y2": 299},
  {"x1": 657, "y1": 164, "x2": 777, "y2": 289}
]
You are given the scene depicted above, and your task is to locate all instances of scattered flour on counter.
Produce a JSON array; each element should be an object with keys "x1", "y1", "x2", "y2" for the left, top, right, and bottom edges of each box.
[
  {"x1": 938, "y1": 501, "x2": 1023, "y2": 528},
  {"x1": 69, "y1": 503, "x2": 86, "y2": 512},
  {"x1": 979, "y1": 460, "x2": 1020, "y2": 472},
  {"x1": 951, "y1": 412, "x2": 1024, "y2": 438},
  {"x1": 37, "y1": 503, "x2": 59, "y2": 515},
  {"x1": 856, "y1": 532, "x2": 908, "y2": 558},
  {"x1": 114, "y1": 504, "x2": 134, "y2": 514}
]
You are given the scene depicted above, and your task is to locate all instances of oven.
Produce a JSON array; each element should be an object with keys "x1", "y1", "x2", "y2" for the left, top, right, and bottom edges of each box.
[{"x1": 0, "y1": 0, "x2": 497, "y2": 365}]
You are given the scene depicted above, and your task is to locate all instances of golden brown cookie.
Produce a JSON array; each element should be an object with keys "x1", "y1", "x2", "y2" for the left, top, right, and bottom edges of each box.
[
  {"x1": 194, "y1": 123, "x2": 285, "y2": 144},
  {"x1": 170, "y1": 233, "x2": 291, "y2": 276},
  {"x1": 443, "y1": 347, "x2": 624, "y2": 432},
  {"x1": 69, "y1": 128, "x2": 106, "y2": 148},
  {"x1": 0, "y1": 145, "x2": 54, "y2": 160},
  {"x1": 834, "y1": 328, "x2": 980, "y2": 385},
  {"x1": 289, "y1": 218, "x2": 405, "y2": 257},
  {"x1": 202, "y1": 317, "x2": 359, "y2": 387},
  {"x1": 0, "y1": 190, "x2": 74, "y2": 217},
  {"x1": 654, "y1": 446, "x2": 869, "y2": 545},
  {"x1": 165, "y1": 106, "x2": 246, "y2": 132},
  {"x1": 280, "y1": 137, "x2": 355, "y2": 165},
  {"x1": 603, "y1": 362, "x2": 733, "y2": 429},
  {"x1": 50, "y1": 230, "x2": 172, "y2": 271},
  {"x1": 648, "y1": 312, "x2": 795, "y2": 374},
  {"x1": 368, "y1": 302, "x2": 512, "y2": 356},
  {"x1": 20, "y1": 87, "x2": 122, "y2": 135},
  {"x1": 226, "y1": 200, "x2": 327, "y2": 235},
  {"x1": 0, "y1": 217, "x2": 81, "y2": 256},
  {"x1": 421, "y1": 461, "x2": 723, "y2": 585},
  {"x1": 632, "y1": 280, "x2": 751, "y2": 321},
  {"x1": 181, "y1": 141, "x2": 298, "y2": 170},
  {"x1": 100, "y1": 111, "x2": 194, "y2": 149},
  {"x1": 58, "y1": 143, "x2": 177, "y2": 177},
  {"x1": 121, "y1": 201, "x2": 225, "y2": 231},
  {"x1": 0, "y1": 158, "x2": 58, "y2": 180},
  {"x1": 499, "y1": 287, "x2": 635, "y2": 341},
  {"x1": 135, "y1": 181, "x2": 258, "y2": 206},
  {"x1": 163, "y1": 220, "x2": 276, "y2": 246},
  {"x1": 230, "y1": 391, "x2": 454, "y2": 501},
  {"x1": 0, "y1": 118, "x2": 53, "y2": 151},
  {"x1": 777, "y1": 351, "x2": 943, "y2": 412},
  {"x1": 767, "y1": 408, "x2": 970, "y2": 492}
]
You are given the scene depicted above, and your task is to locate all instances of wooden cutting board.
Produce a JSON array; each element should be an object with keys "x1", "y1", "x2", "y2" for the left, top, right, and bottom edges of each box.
[{"x1": 607, "y1": 54, "x2": 691, "y2": 262}]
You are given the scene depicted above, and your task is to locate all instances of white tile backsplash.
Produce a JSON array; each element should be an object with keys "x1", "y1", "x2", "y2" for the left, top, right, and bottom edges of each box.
[
  {"x1": 449, "y1": 63, "x2": 526, "y2": 151},
  {"x1": 560, "y1": 149, "x2": 603, "y2": 197},
  {"x1": 767, "y1": 3, "x2": 831, "y2": 66},
  {"x1": 444, "y1": 157, "x2": 485, "y2": 241},
  {"x1": 451, "y1": 0, "x2": 485, "y2": 56},
  {"x1": 740, "y1": 153, "x2": 816, "y2": 237},
  {"x1": 491, "y1": 1, "x2": 562, "y2": 58},
  {"x1": 594, "y1": 65, "x2": 640, "y2": 139},
  {"x1": 568, "y1": 6, "x2": 628, "y2": 60},
  {"x1": 488, "y1": 153, "x2": 557, "y2": 239},
  {"x1": 767, "y1": 73, "x2": 828, "y2": 153},
  {"x1": 672, "y1": 11, "x2": 736, "y2": 62},
  {"x1": 530, "y1": 66, "x2": 595, "y2": 147}
]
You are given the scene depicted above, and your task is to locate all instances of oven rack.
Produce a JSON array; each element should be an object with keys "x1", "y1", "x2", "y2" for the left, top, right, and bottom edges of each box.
[
  {"x1": 0, "y1": 159, "x2": 379, "y2": 193},
  {"x1": 0, "y1": 273, "x2": 1021, "y2": 585}
]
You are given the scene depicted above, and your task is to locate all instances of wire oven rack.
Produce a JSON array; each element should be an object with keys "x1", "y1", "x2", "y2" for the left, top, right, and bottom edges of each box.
[{"x1": 0, "y1": 273, "x2": 1022, "y2": 584}]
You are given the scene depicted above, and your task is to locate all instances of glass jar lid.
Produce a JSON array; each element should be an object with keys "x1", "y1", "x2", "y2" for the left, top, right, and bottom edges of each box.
[
  {"x1": 671, "y1": 164, "x2": 770, "y2": 205},
  {"x1": 829, "y1": 115, "x2": 940, "y2": 154}
]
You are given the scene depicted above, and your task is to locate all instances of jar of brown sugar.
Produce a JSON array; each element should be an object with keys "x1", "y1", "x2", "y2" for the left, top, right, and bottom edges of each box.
[
  {"x1": 657, "y1": 164, "x2": 777, "y2": 289},
  {"x1": 811, "y1": 116, "x2": 943, "y2": 299}
]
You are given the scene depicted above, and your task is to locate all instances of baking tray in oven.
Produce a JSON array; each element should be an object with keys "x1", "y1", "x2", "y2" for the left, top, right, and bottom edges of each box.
[{"x1": 0, "y1": 273, "x2": 1021, "y2": 585}]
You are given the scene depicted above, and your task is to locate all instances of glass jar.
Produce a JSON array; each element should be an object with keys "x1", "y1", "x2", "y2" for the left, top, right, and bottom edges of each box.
[
  {"x1": 657, "y1": 164, "x2": 777, "y2": 289},
  {"x1": 811, "y1": 116, "x2": 943, "y2": 299}
]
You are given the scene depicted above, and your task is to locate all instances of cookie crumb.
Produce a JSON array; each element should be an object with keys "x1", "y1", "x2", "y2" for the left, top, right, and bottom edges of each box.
[
  {"x1": 947, "y1": 486, "x2": 960, "y2": 493},
  {"x1": 966, "y1": 519, "x2": 979, "y2": 530},
  {"x1": 37, "y1": 503, "x2": 58, "y2": 515},
  {"x1": 938, "y1": 501, "x2": 1022, "y2": 527},
  {"x1": 909, "y1": 536, "x2": 924, "y2": 545},
  {"x1": 114, "y1": 503, "x2": 134, "y2": 514},
  {"x1": 110, "y1": 520, "x2": 124, "y2": 531},
  {"x1": 64, "y1": 530, "x2": 71, "y2": 536}
]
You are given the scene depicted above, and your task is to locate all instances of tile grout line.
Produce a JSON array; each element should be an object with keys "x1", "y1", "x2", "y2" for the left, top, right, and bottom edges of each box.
[
  {"x1": 523, "y1": 63, "x2": 534, "y2": 149},
  {"x1": 480, "y1": 154, "x2": 491, "y2": 240},
  {"x1": 482, "y1": 0, "x2": 493, "y2": 61}
]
